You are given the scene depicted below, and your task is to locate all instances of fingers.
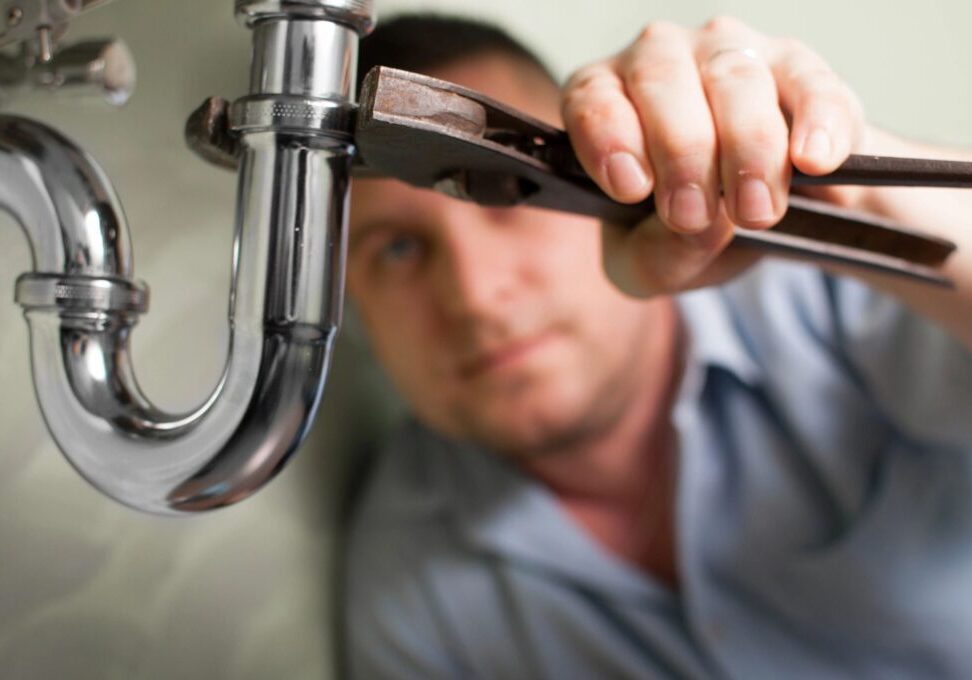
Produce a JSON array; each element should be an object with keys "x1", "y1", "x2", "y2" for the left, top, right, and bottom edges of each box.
[
  {"x1": 771, "y1": 38, "x2": 866, "y2": 175},
  {"x1": 696, "y1": 20, "x2": 790, "y2": 229},
  {"x1": 618, "y1": 23, "x2": 719, "y2": 234},
  {"x1": 562, "y1": 61, "x2": 654, "y2": 203},
  {"x1": 579, "y1": 16, "x2": 868, "y2": 297}
]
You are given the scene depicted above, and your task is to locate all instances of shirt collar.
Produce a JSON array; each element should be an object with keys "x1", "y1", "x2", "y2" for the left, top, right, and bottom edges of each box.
[
  {"x1": 676, "y1": 284, "x2": 763, "y2": 388},
  {"x1": 425, "y1": 428, "x2": 674, "y2": 601}
]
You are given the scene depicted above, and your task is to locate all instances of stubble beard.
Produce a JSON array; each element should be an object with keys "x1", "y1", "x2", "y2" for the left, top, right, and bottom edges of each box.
[{"x1": 448, "y1": 323, "x2": 656, "y2": 461}]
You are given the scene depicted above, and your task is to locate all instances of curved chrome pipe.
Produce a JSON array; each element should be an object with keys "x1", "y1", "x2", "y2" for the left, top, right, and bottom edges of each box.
[{"x1": 3, "y1": 0, "x2": 371, "y2": 514}]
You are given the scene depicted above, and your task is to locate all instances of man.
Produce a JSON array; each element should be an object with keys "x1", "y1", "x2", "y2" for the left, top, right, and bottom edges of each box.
[{"x1": 342, "y1": 13, "x2": 972, "y2": 679}]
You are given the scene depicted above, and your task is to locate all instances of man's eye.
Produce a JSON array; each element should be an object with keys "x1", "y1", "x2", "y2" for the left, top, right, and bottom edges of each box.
[{"x1": 380, "y1": 234, "x2": 424, "y2": 263}]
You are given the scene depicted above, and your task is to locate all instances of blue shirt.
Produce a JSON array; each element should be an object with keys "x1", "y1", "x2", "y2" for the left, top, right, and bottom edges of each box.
[{"x1": 344, "y1": 261, "x2": 972, "y2": 679}]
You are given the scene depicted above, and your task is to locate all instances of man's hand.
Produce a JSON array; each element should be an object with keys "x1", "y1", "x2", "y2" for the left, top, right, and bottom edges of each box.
[{"x1": 562, "y1": 17, "x2": 866, "y2": 296}]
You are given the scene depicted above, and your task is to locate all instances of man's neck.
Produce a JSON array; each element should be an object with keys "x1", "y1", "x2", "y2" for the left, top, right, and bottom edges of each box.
[
  {"x1": 515, "y1": 299, "x2": 684, "y2": 586},
  {"x1": 518, "y1": 299, "x2": 682, "y2": 504}
]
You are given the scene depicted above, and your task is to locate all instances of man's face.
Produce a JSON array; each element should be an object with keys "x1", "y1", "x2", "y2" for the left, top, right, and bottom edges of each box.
[{"x1": 347, "y1": 53, "x2": 663, "y2": 456}]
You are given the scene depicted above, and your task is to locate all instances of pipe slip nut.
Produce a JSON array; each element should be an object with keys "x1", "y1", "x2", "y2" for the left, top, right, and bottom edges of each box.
[
  {"x1": 16, "y1": 272, "x2": 149, "y2": 314},
  {"x1": 229, "y1": 94, "x2": 355, "y2": 138}
]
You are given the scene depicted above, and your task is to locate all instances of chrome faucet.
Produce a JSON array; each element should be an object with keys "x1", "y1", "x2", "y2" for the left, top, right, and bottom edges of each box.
[{"x1": 1, "y1": 0, "x2": 373, "y2": 513}]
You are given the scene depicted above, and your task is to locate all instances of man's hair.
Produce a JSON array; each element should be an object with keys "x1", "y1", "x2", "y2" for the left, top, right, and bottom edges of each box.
[{"x1": 356, "y1": 13, "x2": 554, "y2": 90}]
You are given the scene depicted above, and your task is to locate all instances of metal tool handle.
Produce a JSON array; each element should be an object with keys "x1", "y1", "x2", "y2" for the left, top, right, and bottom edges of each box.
[{"x1": 794, "y1": 155, "x2": 972, "y2": 188}]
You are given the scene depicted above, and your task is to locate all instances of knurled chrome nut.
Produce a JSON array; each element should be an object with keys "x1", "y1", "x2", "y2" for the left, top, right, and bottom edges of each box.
[
  {"x1": 234, "y1": 0, "x2": 375, "y2": 36},
  {"x1": 16, "y1": 273, "x2": 150, "y2": 314},
  {"x1": 228, "y1": 95, "x2": 356, "y2": 138}
]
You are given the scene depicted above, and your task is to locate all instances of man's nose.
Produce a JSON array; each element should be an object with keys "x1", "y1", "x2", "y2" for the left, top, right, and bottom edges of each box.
[{"x1": 432, "y1": 203, "x2": 520, "y2": 321}]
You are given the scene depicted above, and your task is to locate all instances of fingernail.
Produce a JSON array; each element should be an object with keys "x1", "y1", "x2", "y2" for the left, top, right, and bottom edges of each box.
[
  {"x1": 668, "y1": 184, "x2": 710, "y2": 233},
  {"x1": 606, "y1": 152, "x2": 650, "y2": 200},
  {"x1": 736, "y1": 177, "x2": 775, "y2": 224},
  {"x1": 801, "y1": 128, "x2": 832, "y2": 161}
]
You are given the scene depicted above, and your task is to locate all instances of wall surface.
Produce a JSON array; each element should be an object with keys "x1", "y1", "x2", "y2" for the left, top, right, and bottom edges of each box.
[{"x1": 0, "y1": 0, "x2": 969, "y2": 678}]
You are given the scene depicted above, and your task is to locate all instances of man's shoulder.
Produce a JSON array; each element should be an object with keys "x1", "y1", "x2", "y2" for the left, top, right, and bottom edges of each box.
[
  {"x1": 343, "y1": 420, "x2": 453, "y2": 612},
  {"x1": 347, "y1": 419, "x2": 451, "y2": 535},
  {"x1": 679, "y1": 259, "x2": 925, "y2": 371},
  {"x1": 687, "y1": 259, "x2": 847, "y2": 338},
  {"x1": 701, "y1": 258, "x2": 939, "y2": 349},
  {"x1": 341, "y1": 422, "x2": 492, "y2": 677},
  {"x1": 685, "y1": 259, "x2": 972, "y2": 446}
]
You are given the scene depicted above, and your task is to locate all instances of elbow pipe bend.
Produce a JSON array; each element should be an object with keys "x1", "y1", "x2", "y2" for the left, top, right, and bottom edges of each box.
[{"x1": 3, "y1": 109, "x2": 350, "y2": 515}]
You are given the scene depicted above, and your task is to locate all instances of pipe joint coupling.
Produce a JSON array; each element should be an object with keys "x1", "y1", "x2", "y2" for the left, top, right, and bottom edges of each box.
[
  {"x1": 16, "y1": 272, "x2": 149, "y2": 315},
  {"x1": 229, "y1": 94, "x2": 355, "y2": 139}
]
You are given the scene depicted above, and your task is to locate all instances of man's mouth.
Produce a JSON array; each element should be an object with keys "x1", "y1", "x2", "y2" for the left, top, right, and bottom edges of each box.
[{"x1": 458, "y1": 329, "x2": 560, "y2": 380}]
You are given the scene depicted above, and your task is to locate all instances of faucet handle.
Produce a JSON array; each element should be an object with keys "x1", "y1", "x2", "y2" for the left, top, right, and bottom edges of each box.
[
  {"x1": 31, "y1": 37, "x2": 134, "y2": 104},
  {"x1": 0, "y1": 0, "x2": 115, "y2": 55},
  {"x1": 0, "y1": 0, "x2": 133, "y2": 108},
  {"x1": 0, "y1": 34, "x2": 135, "y2": 106}
]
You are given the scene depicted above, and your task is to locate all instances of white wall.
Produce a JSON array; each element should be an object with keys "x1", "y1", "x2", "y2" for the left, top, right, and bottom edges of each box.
[{"x1": 0, "y1": 0, "x2": 969, "y2": 678}]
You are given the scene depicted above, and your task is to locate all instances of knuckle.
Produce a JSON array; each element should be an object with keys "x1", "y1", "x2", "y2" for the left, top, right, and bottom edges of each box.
[
  {"x1": 605, "y1": 217, "x2": 729, "y2": 296},
  {"x1": 565, "y1": 65, "x2": 605, "y2": 93},
  {"x1": 703, "y1": 51, "x2": 768, "y2": 84},
  {"x1": 625, "y1": 57, "x2": 685, "y2": 91},
  {"x1": 805, "y1": 83, "x2": 853, "y2": 111},
  {"x1": 722, "y1": 123, "x2": 786, "y2": 157},
  {"x1": 787, "y1": 65, "x2": 841, "y2": 93},
  {"x1": 628, "y1": 232, "x2": 679, "y2": 294},
  {"x1": 791, "y1": 71, "x2": 862, "y2": 116},
  {"x1": 635, "y1": 20, "x2": 681, "y2": 44},
  {"x1": 776, "y1": 36, "x2": 811, "y2": 58},
  {"x1": 654, "y1": 132, "x2": 716, "y2": 172},
  {"x1": 563, "y1": 101, "x2": 629, "y2": 158},
  {"x1": 634, "y1": 247, "x2": 709, "y2": 296},
  {"x1": 702, "y1": 15, "x2": 746, "y2": 35},
  {"x1": 601, "y1": 225, "x2": 655, "y2": 298},
  {"x1": 562, "y1": 90, "x2": 614, "y2": 128},
  {"x1": 640, "y1": 268, "x2": 678, "y2": 295},
  {"x1": 562, "y1": 78, "x2": 604, "y2": 113}
]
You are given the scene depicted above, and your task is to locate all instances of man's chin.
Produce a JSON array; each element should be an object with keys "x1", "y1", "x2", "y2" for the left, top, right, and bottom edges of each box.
[{"x1": 456, "y1": 399, "x2": 600, "y2": 459}]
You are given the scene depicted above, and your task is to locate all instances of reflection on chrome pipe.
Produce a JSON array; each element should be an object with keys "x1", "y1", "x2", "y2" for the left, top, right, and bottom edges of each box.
[
  {"x1": 249, "y1": 19, "x2": 357, "y2": 98},
  {"x1": 2, "y1": 0, "x2": 372, "y2": 513},
  {"x1": 0, "y1": 117, "x2": 131, "y2": 275}
]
